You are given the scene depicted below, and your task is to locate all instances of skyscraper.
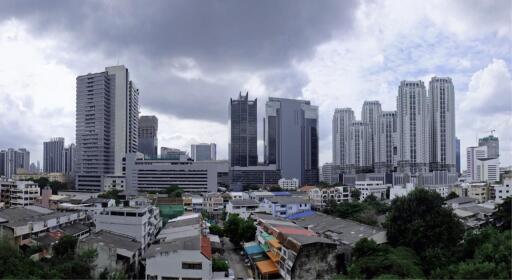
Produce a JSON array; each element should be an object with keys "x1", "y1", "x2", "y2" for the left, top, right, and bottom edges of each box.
[
  {"x1": 264, "y1": 97, "x2": 319, "y2": 185},
  {"x1": 75, "y1": 65, "x2": 139, "y2": 191},
  {"x1": 191, "y1": 143, "x2": 216, "y2": 161},
  {"x1": 332, "y1": 108, "x2": 355, "y2": 167},
  {"x1": 229, "y1": 92, "x2": 257, "y2": 167},
  {"x1": 64, "y1": 143, "x2": 76, "y2": 175},
  {"x1": 0, "y1": 148, "x2": 29, "y2": 178},
  {"x1": 397, "y1": 80, "x2": 430, "y2": 173},
  {"x1": 362, "y1": 101, "x2": 382, "y2": 166},
  {"x1": 428, "y1": 77, "x2": 456, "y2": 171},
  {"x1": 44, "y1": 137, "x2": 65, "y2": 173},
  {"x1": 349, "y1": 121, "x2": 371, "y2": 168},
  {"x1": 138, "y1": 115, "x2": 158, "y2": 159},
  {"x1": 456, "y1": 137, "x2": 461, "y2": 174},
  {"x1": 478, "y1": 135, "x2": 499, "y2": 159},
  {"x1": 378, "y1": 111, "x2": 398, "y2": 168}
]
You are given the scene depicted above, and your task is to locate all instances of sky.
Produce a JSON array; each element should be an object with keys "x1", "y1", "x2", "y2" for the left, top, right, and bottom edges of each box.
[{"x1": 0, "y1": 0, "x2": 510, "y2": 171}]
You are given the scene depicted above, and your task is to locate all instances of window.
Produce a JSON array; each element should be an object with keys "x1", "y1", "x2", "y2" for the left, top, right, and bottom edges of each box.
[
  {"x1": 162, "y1": 277, "x2": 178, "y2": 280},
  {"x1": 182, "y1": 262, "x2": 202, "y2": 270}
]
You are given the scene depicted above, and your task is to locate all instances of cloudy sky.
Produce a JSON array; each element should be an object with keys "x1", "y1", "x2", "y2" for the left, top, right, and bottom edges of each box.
[{"x1": 0, "y1": 0, "x2": 510, "y2": 170}]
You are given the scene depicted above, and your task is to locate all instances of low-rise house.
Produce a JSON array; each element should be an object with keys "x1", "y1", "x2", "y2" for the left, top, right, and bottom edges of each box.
[
  {"x1": 202, "y1": 192, "x2": 224, "y2": 218},
  {"x1": 494, "y1": 176, "x2": 512, "y2": 203},
  {"x1": 228, "y1": 191, "x2": 249, "y2": 200},
  {"x1": 355, "y1": 181, "x2": 388, "y2": 201},
  {"x1": 183, "y1": 195, "x2": 204, "y2": 213},
  {"x1": 453, "y1": 205, "x2": 496, "y2": 229},
  {"x1": 422, "y1": 185, "x2": 450, "y2": 198},
  {"x1": 225, "y1": 199, "x2": 260, "y2": 219},
  {"x1": 95, "y1": 204, "x2": 162, "y2": 252},
  {"x1": 0, "y1": 180, "x2": 40, "y2": 207},
  {"x1": 144, "y1": 214, "x2": 212, "y2": 280},
  {"x1": 248, "y1": 191, "x2": 275, "y2": 203},
  {"x1": 261, "y1": 196, "x2": 311, "y2": 218},
  {"x1": 278, "y1": 178, "x2": 299, "y2": 191},
  {"x1": 0, "y1": 206, "x2": 86, "y2": 246},
  {"x1": 466, "y1": 183, "x2": 490, "y2": 203},
  {"x1": 389, "y1": 183, "x2": 415, "y2": 200},
  {"x1": 308, "y1": 186, "x2": 353, "y2": 209},
  {"x1": 79, "y1": 230, "x2": 141, "y2": 278},
  {"x1": 445, "y1": 197, "x2": 478, "y2": 209}
]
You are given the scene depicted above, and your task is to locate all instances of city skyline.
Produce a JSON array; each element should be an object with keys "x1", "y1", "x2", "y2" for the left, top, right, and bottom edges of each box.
[{"x1": 0, "y1": 1, "x2": 510, "y2": 170}]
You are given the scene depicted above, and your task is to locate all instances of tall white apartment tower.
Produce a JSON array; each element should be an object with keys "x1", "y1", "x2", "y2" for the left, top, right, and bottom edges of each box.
[
  {"x1": 466, "y1": 146, "x2": 488, "y2": 181},
  {"x1": 361, "y1": 101, "x2": 382, "y2": 167},
  {"x1": 76, "y1": 65, "x2": 139, "y2": 191},
  {"x1": 378, "y1": 111, "x2": 398, "y2": 170},
  {"x1": 428, "y1": 77, "x2": 456, "y2": 171},
  {"x1": 397, "y1": 80, "x2": 430, "y2": 173},
  {"x1": 332, "y1": 108, "x2": 355, "y2": 167},
  {"x1": 349, "y1": 121, "x2": 372, "y2": 168}
]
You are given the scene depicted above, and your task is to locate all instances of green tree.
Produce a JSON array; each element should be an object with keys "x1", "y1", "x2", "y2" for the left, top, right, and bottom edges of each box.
[
  {"x1": 445, "y1": 191, "x2": 459, "y2": 200},
  {"x1": 350, "y1": 189, "x2": 361, "y2": 201},
  {"x1": 161, "y1": 185, "x2": 183, "y2": 198},
  {"x1": 224, "y1": 214, "x2": 256, "y2": 246},
  {"x1": 384, "y1": 188, "x2": 464, "y2": 254},
  {"x1": 494, "y1": 197, "x2": 511, "y2": 230},
  {"x1": 53, "y1": 235, "x2": 78, "y2": 258},
  {"x1": 212, "y1": 258, "x2": 229, "y2": 272},
  {"x1": 209, "y1": 224, "x2": 224, "y2": 237},
  {"x1": 347, "y1": 238, "x2": 424, "y2": 279}
]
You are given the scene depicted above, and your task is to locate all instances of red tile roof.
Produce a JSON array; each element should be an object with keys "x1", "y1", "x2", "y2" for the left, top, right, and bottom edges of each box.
[
  {"x1": 274, "y1": 226, "x2": 316, "y2": 237},
  {"x1": 200, "y1": 234, "x2": 212, "y2": 260}
]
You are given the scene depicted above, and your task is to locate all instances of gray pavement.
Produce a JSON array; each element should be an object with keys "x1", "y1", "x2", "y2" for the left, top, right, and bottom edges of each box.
[{"x1": 222, "y1": 237, "x2": 253, "y2": 279}]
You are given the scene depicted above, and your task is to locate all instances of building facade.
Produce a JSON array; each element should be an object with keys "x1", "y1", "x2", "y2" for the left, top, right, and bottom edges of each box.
[
  {"x1": 378, "y1": 111, "x2": 398, "y2": 170},
  {"x1": 349, "y1": 121, "x2": 371, "y2": 169},
  {"x1": 264, "y1": 97, "x2": 319, "y2": 185},
  {"x1": 397, "y1": 80, "x2": 430, "y2": 173},
  {"x1": 0, "y1": 148, "x2": 30, "y2": 178},
  {"x1": 428, "y1": 77, "x2": 456, "y2": 171},
  {"x1": 466, "y1": 146, "x2": 488, "y2": 182},
  {"x1": 64, "y1": 143, "x2": 76, "y2": 175},
  {"x1": 75, "y1": 65, "x2": 139, "y2": 191},
  {"x1": 229, "y1": 92, "x2": 258, "y2": 167},
  {"x1": 332, "y1": 108, "x2": 355, "y2": 167},
  {"x1": 43, "y1": 137, "x2": 65, "y2": 173},
  {"x1": 191, "y1": 143, "x2": 216, "y2": 161},
  {"x1": 478, "y1": 135, "x2": 499, "y2": 159},
  {"x1": 138, "y1": 116, "x2": 158, "y2": 159},
  {"x1": 361, "y1": 101, "x2": 382, "y2": 166}
]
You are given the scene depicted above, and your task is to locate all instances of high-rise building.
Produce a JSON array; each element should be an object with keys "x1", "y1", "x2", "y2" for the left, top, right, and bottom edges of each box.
[
  {"x1": 264, "y1": 97, "x2": 319, "y2": 185},
  {"x1": 456, "y1": 137, "x2": 461, "y2": 174},
  {"x1": 349, "y1": 121, "x2": 371, "y2": 168},
  {"x1": 0, "y1": 148, "x2": 30, "y2": 178},
  {"x1": 191, "y1": 143, "x2": 216, "y2": 161},
  {"x1": 378, "y1": 111, "x2": 398, "y2": 169},
  {"x1": 64, "y1": 143, "x2": 76, "y2": 175},
  {"x1": 397, "y1": 80, "x2": 430, "y2": 173},
  {"x1": 229, "y1": 92, "x2": 257, "y2": 167},
  {"x1": 361, "y1": 101, "x2": 382, "y2": 166},
  {"x1": 43, "y1": 137, "x2": 65, "y2": 173},
  {"x1": 138, "y1": 115, "x2": 158, "y2": 159},
  {"x1": 428, "y1": 77, "x2": 456, "y2": 171},
  {"x1": 75, "y1": 65, "x2": 140, "y2": 191},
  {"x1": 466, "y1": 146, "x2": 488, "y2": 181},
  {"x1": 160, "y1": 147, "x2": 189, "y2": 161},
  {"x1": 332, "y1": 108, "x2": 355, "y2": 167},
  {"x1": 478, "y1": 135, "x2": 499, "y2": 159}
]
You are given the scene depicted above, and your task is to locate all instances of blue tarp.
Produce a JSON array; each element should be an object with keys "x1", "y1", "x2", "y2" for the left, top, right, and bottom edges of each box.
[
  {"x1": 244, "y1": 244, "x2": 265, "y2": 255},
  {"x1": 286, "y1": 210, "x2": 316, "y2": 220}
]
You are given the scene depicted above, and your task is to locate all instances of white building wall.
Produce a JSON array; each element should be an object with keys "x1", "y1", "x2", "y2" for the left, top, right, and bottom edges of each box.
[{"x1": 145, "y1": 250, "x2": 212, "y2": 280}]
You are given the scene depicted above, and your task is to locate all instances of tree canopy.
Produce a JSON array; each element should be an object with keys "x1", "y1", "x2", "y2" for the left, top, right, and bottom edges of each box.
[
  {"x1": 494, "y1": 197, "x2": 511, "y2": 230},
  {"x1": 224, "y1": 214, "x2": 256, "y2": 247}
]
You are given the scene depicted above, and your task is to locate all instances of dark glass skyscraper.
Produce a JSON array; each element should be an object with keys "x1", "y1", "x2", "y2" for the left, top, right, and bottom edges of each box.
[
  {"x1": 138, "y1": 115, "x2": 158, "y2": 159},
  {"x1": 229, "y1": 92, "x2": 258, "y2": 167}
]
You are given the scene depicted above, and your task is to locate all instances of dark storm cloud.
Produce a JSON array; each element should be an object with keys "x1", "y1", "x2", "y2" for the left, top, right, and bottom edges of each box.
[{"x1": 0, "y1": 0, "x2": 358, "y2": 123}]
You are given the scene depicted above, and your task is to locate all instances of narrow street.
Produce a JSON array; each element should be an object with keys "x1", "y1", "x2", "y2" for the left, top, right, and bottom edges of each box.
[{"x1": 222, "y1": 237, "x2": 253, "y2": 279}]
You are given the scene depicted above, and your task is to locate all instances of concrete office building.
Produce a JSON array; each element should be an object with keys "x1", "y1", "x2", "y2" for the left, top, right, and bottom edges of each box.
[
  {"x1": 138, "y1": 115, "x2": 158, "y2": 159},
  {"x1": 467, "y1": 146, "x2": 488, "y2": 182},
  {"x1": 43, "y1": 137, "x2": 65, "y2": 173},
  {"x1": 191, "y1": 143, "x2": 216, "y2": 161},
  {"x1": 456, "y1": 138, "x2": 461, "y2": 174},
  {"x1": 397, "y1": 80, "x2": 430, "y2": 173},
  {"x1": 349, "y1": 121, "x2": 371, "y2": 169},
  {"x1": 332, "y1": 108, "x2": 355, "y2": 167},
  {"x1": 428, "y1": 77, "x2": 456, "y2": 171},
  {"x1": 476, "y1": 157, "x2": 500, "y2": 183},
  {"x1": 75, "y1": 65, "x2": 139, "y2": 191},
  {"x1": 321, "y1": 162, "x2": 341, "y2": 185},
  {"x1": 362, "y1": 101, "x2": 382, "y2": 166},
  {"x1": 124, "y1": 153, "x2": 229, "y2": 194},
  {"x1": 378, "y1": 111, "x2": 398, "y2": 170},
  {"x1": 264, "y1": 97, "x2": 319, "y2": 185},
  {"x1": 478, "y1": 135, "x2": 499, "y2": 159},
  {"x1": 229, "y1": 92, "x2": 258, "y2": 167},
  {"x1": 64, "y1": 144, "x2": 76, "y2": 175}
]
